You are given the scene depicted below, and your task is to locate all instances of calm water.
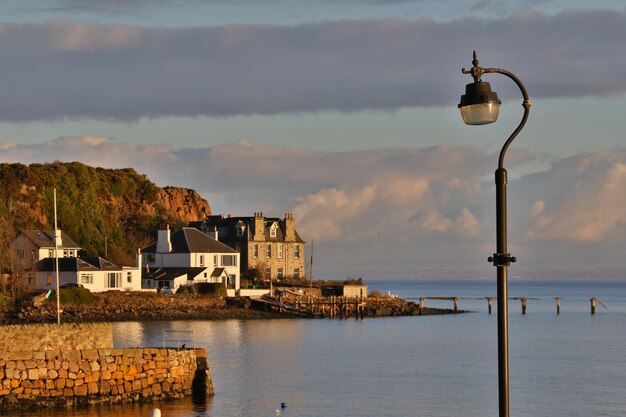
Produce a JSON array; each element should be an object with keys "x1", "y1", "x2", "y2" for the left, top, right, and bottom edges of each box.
[{"x1": 10, "y1": 280, "x2": 626, "y2": 417}]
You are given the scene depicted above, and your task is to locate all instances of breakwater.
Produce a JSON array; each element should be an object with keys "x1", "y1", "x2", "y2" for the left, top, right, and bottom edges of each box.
[{"x1": 0, "y1": 323, "x2": 213, "y2": 410}]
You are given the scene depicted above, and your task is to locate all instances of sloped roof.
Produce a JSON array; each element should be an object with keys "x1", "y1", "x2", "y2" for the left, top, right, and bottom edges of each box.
[
  {"x1": 20, "y1": 230, "x2": 81, "y2": 249},
  {"x1": 30, "y1": 257, "x2": 100, "y2": 272},
  {"x1": 142, "y1": 227, "x2": 238, "y2": 254},
  {"x1": 142, "y1": 267, "x2": 206, "y2": 281},
  {"x1": 80, "y1": 256, "x2": 121, "y2": 270},
  {"x1": 196, "y1": 216, "x2": 305, "y2": 243}
]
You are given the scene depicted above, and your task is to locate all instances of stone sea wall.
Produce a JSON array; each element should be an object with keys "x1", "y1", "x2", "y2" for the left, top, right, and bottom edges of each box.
[{"x1": 0, "y1": 324, "x2": 211, "y2": 410}]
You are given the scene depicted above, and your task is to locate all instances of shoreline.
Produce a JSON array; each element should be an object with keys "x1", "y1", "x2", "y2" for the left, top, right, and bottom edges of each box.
[{"x1": 0, "y1": 291, "x2": 461, "y2": 325}]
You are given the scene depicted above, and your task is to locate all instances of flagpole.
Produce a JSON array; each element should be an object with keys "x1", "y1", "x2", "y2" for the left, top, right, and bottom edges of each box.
[{"x1": 53, "y1": 188, "x2": 61, "y2": 325}]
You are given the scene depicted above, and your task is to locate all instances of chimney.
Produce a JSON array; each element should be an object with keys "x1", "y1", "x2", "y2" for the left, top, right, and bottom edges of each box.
[
  {"x1": 284, "y1": 213, "x2": 295, "y2": 241},
  {"x1": 54, "y1": 229, "x2": 63, "y2": 248},
  {"x1": 156, "y1": 224, "x2": 172, "y2": 253},
  {"x1": 136, "y1": 248, "x2": 142, "y2": 269},
  {"x1": 207, "y1": 226, "x2": 219, "y2": 241},
  {"x1": 253, "y1": 212, "x2": 265, "y2": 241}
]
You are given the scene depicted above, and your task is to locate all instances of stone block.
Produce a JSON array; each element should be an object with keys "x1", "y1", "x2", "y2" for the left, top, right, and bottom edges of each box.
[
  {"x1": 131, "y1": 380, "x2": 142, "y2": 391},
  {"x1": 46, "y1": 380, "x2": 56, "y2": 390},
  {"x1": 33, "y1": 351, "x2": 46, "y2": 360},
  {"x1": 69, "y1": 361, "x2": 80, "y2": 373},
  {"x1": 6, "y1": 360, "x2": 16, "y2": 369},
  {"x1": 62, "y1": 350, "x2": 81, "y2": 361},
  {"x1": 88, "y1": 381, "x2": 99, "y2": 394},
  {"x1": 64, "y1": 388, "x2": 74, "y2": 397},
  {"x1": 66, "y1": 379, "x2": 74, "y2": 388},
  {"x1": 74, "y1": 384, "x2": 88, "y2": 396},
  {"x1": 9, "y1": 351, "x2": 33, "y2": 361},
  {"x1": 101, "y1": 370, "x2": 112, "y2": 380},
  {"x1": 82, "y1": 349, "x2": 99, "y2": 360},
  {"x1": 68, "y1": 372, "x2": 77, "y2": 379},
  {"x1": 55, "y1": 379, "x2": 65, "y2": 389},
  {"x1": 58, "y1": 369, "x2": 68, "y2": 378},
  {"x1": 16, "y1": 361, "x2": 26, "y2": 370},
  {"x1": 100, "y1": 381, "x2": 111, "y2": 395},
  {"x1": 48, "y1": 369, "x2": 59, "y2": 379},
  {"x1": 25, "y1": 360, "x2": 37, "y2": 369},
  {"x1": 91, "y1": 362, "x2": 101, "y2": 372},
  {"x1": 38, "y1": 367, "x2": 48, "y2": 378},
  {"x1": 12, "y1": 386, "x2": 24, "y2": 395},
  {"x1": 28, "y1": 368, "x2": 39, "y2": 380}
]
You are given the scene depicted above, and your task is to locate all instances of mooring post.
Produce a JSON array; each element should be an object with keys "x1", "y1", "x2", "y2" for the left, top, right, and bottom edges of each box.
[
  {"x1": 555, "y1": 297, "x2": 560, "y2": 315},
  {"x1": 453, "y1": 297, "x2": 459, "y2": 313},
  {"x1": 521, "y1": 297, "x2": 527, "y2": 315},
  {"x1": 419, "y1": 297, "x2": 424, "y2": 311},
  {"x1": 591, "y1": 297, "x2": 596, "y2": 315},
  {"x1": 487, "y1": 297, "x2": 493, "y2": 314}
]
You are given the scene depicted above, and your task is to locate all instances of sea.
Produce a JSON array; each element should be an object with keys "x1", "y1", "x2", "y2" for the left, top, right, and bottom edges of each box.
[{"x1": 9, "y1": 279, "x2": 626, "y2": 417}]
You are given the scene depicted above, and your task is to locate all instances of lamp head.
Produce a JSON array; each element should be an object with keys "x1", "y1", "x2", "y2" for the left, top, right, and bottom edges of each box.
[{"x1": 458, "y1": 80, "x2": 501, "y2": 125}]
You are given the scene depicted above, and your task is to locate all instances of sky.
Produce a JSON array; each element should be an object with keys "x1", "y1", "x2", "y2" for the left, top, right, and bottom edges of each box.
[{"x1": 1, "y1": 0, "x2": 626, "y2": 280}]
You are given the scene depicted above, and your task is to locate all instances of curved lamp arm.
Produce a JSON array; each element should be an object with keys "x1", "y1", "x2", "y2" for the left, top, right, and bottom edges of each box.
[{"x1": 462, "y1": 51, "x2": 532, "y2": 169}]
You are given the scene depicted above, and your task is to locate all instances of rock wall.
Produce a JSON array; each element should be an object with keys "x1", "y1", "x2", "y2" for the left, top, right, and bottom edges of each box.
[
  {"x1": 0, "y1": 323, "x2": 112, "y2": 352},
  {"x1": 0, "y1": 347, "x2": 200, "y2": 410}
]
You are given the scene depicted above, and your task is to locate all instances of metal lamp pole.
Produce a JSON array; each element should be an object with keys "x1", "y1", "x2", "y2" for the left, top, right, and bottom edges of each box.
[{"x1": 459, "y1": 51, "x2": 531, "y2": 417}]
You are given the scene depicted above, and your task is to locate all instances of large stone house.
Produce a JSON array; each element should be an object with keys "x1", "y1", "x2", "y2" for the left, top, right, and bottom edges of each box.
[
  {"x1": 141, "y1": 226, "x2": 240, "y2": 296},
  {"x1": 190, "y1": 212, "x2": 306, "y2": 282}
]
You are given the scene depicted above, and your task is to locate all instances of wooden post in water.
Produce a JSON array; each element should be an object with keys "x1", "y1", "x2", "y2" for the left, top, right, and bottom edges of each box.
[
  {"x1": 453, "y1": 297, "x2": 459, "y2": 313},
  {"x1": 590, "y1": 297, "x2": 596, "y2": 315},
  {"x1": 487, "y1": 297, "x2": 494, "y2": 314},
  {"x1": 554, "y1": 297, "x2": 561, "y2": 315},
  {"x1": 419, "y1": 297, "x2": 424, "y2": 312},
  {"x1": 521, "y1": 297, "x2": 527, "y2": 315}
]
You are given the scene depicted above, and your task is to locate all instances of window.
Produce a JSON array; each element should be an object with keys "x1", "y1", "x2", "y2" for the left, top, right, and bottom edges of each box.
[
  {"x1": 278, "y1": 244, "x2": 283, "y2": 259},
  {"x1": 214, "y1": 255, "x2": 218, "y2": 266},
  {"x1": 227, "y1": 274, "x2": 236, "y2": 289},
  {"x1": 277, "y1": 267, "x2": 283, "y2": 279},
  {"x1": 265, "y1": 244, "x2": 271, "y2": 258},
  {"x1": 127, "y1": 272, "x2": 132, "y2": 283},
  {"x1": 222, "y1": 255, "x2": 237, "y2": 266},
  {"x1": 80, "y1": 273, "x2": 94, "y2": 284},
  {"x1": 253, "y1": 244, "x2": 258, "y2": 258},
  {"x1": 47, "y1": 272, "x2": 52, "y2": 285},
  {"x1": 27, "y1": 273, "x2": 36, "y2": 285},
  {"x1": 49, "y1": 249, "x2": 54, "y2": 258},
  {"x1": 237, "y1": 224, "x2": 246, "y2": 237},
  {"x1": 199, "y1": 255, "x2": 205, "y2": 266},
  {"x1": 63, "y1": 249, "x2": 68, "y2": 257},
  {"x1": 294, "y1": 267, "x2": 300, "y2": 279},
  {"x1": 146, "y1": 253, "x2": 155, "y2": 263},
  {"x1": 265, "y1": 267, "x2": 271, "y2": 279},
  {"x1": 270, "y1": 223, "x2": 277, "y2": 238},
  {"x1": 294, "y1": 244, "x2": 300, "y2": 258},
  {"x1": 107, "y1": 272, "x2": 121, "y2": 288}
]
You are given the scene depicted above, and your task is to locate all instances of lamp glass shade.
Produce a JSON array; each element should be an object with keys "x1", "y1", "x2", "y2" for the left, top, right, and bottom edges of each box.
[
  {"x1": 458, "y1": 81, "x2": 501, "y2": 125},
  {"x1": 459, "y1": 102, "x2": 500, "y2": 125}
]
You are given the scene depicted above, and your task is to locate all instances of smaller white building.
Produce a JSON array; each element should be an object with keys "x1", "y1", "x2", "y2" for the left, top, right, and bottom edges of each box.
[
  {"x1": 27, "y1": 253, "x2": 143, "y2": 292},
  {"x1": 141, "y1": 226, "x2": 240, "y2": 296},
  {"x1": 13, "y1": 230, "x2": 81, "y2": 268}
]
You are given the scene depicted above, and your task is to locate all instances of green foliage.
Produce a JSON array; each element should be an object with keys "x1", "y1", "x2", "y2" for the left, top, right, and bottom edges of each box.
[
  {"x1": 50, "y1": 287, "x2": 98, "y2": 305},
  {"x1": 194, "y1": 283, "x2": 228, "y2": 297},
  {"x1": 0, "y1": 162, "x2": 201, "y2": 266},
  {"x1": 176, "y1": 285, "x2": 198, "y2": 295}
]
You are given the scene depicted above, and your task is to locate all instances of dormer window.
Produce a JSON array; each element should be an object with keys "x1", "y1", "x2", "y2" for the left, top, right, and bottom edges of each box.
[
  {"x1": 237, "y1": 222, "x2": 246, "y2": 237},
  {"x1": 269, "y1": 222, "x2": 277, "y2": 238}
]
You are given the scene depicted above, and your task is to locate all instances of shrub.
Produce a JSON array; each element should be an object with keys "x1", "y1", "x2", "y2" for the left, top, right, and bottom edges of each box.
[
  {"x1": 194, "y1": 283, "x2": 228, "y2": 297},
  {"x1": 49, "y1": 287, "x2": 98, "y2": 305}
]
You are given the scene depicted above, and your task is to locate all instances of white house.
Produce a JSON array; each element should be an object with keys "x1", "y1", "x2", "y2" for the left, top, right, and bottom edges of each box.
[
  {"x1": 141, "y1": 226, "x2": 240, "y2": 296},
  {"x1": 13, "y1": 230, "x2": 81, "y2": 268},
  {"x1": 26, "y1": 253, "x2": 143, "y2": 292}
]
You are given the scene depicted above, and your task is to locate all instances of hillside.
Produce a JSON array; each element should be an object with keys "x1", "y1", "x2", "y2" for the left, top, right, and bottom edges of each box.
[{"x1": 0, "y1": 161, "x2": 211, "y2": 266}]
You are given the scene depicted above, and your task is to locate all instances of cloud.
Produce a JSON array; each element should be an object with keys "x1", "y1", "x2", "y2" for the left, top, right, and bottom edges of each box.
[
  {"x1": 0, "y1": 8, "x2": 625, "y2": 121},
  {"x1": 517, "y1": 151, "x2": 626, "y2": 243}
]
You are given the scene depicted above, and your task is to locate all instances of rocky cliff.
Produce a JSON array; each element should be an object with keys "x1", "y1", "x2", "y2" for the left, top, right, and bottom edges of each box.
[{"x1": 0, "y1": 162, "x2": 211, "y2": 266}]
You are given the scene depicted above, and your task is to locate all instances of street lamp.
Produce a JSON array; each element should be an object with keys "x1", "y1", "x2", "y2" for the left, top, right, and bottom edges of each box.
[{"x1": 459, "y1": 51, "x2": 531, "y2": 417}]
